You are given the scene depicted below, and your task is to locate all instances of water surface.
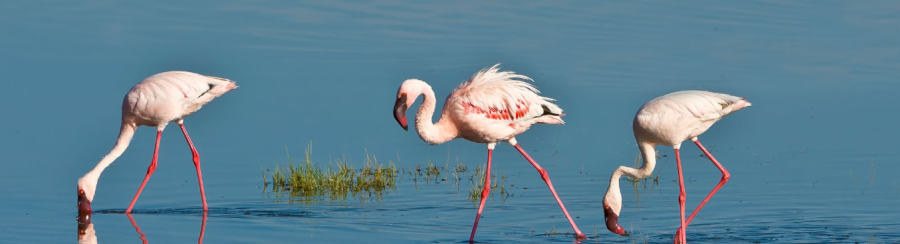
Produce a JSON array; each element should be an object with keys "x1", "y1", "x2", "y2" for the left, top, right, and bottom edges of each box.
[{"x1": 1, "y1": 0, "x2": 899, "y2": 243}]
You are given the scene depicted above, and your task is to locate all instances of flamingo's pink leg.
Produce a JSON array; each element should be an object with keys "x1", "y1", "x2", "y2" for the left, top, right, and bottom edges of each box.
[
  {"x1": 126, "y1": 130, "x2": 162, "y2": 213},
  {"x1": 513, "y1": 144, "x2": 586, "y2": 239},
  {"x1": 674, "y1": 140, "x2": 730, "y2": 242},
  {"x1": 126, "y1": 213, "x2": 149, "y2": 244},
  {"x1": 469, "y1": 149, "x2": 492, "y2": 243},
  {"x1": 199, "y1": 211, "x2": 208, "y2": 244},
  {"x1": 179, "y1": 123, "x2": 209, "y2": 212},
  {"x1": 675, "y1": 149, "x2": 687, "y2": 244}
]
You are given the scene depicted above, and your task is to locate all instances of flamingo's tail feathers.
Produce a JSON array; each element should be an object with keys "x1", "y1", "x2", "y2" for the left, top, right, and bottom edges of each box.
[
  {"x1": 540, "y1": 101, "x2": 563, "y2": 115},
  {"x1": 540, "y1": 104, "x2": 560, "y2": 116},
  {"x1": 721, "y1": 97, "x2": 751, "y2": 115},
  {"x1": 536, "y1": 115, "x2": 565, "y2": 125}
]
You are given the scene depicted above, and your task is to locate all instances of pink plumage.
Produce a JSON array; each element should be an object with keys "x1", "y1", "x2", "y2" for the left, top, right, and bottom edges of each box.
[
  {"x1": 602, "y1": 90, "x2": 751, "y2": 243},
  {"x1": 77, "y1": 71, "x2": 237, "y2": 215},
  {"x1": 392, "y1": 64, "x2": 585, "y2": 241}
]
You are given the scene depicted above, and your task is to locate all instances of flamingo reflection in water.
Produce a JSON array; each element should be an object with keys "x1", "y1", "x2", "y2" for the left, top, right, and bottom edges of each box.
[{"x1": 77, "y1": 212, "x2": 208, "y2": 244}]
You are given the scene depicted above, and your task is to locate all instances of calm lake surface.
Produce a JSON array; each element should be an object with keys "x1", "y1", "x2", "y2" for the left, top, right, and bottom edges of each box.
[{"x1": 2, "y1": 1, "x2": 899, "y2": 243}]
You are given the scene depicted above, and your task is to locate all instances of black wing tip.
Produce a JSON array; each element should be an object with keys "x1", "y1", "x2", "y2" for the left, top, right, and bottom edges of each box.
[{"x1": 541, "y1": 104, "x2": 561, "y2": 116}]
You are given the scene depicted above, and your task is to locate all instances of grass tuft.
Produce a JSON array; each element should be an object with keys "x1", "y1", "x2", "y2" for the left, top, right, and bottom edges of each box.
[
  {"x1": 467, "y1": 164, "x2": 512, "y2": 203},
  {"x1": 264, "y1": 144, "x2": 515, "y2": 204},
  {"x1": 263, "y1": 143, "x2": 398, "y2": 202}
]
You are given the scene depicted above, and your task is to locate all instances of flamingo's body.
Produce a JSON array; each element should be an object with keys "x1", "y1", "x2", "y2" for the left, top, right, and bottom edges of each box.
[
  {"x1": 602, "y1": 90, "x2": 751, "y2": 243},
  {"x1": 393, "y1": 64, "x2": 585, "y2": 242},
  {"x1": 77, "y1": 71, "x2": 237, "y2": 214}
]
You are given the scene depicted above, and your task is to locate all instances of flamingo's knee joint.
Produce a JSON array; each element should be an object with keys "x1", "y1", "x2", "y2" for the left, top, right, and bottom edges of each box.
[{"x1": 537, "y1": 169, "x2": 549, "y2": 182}]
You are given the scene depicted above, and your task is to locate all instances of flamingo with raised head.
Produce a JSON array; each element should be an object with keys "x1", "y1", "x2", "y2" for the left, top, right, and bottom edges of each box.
[
  {"x1": 601, "y1": 90, "x2": 751, "y2": 243},
  {"x1": 392, "y1": 64, "x2": 585, "y2": 242},
  {"x1": 77, "y1": 71, "x2": 237, "y2": 214}
]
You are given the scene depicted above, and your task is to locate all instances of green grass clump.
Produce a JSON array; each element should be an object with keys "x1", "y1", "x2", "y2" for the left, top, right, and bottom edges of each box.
[
  {"x1": 263, "y1": 144, "x2": 516, "y2": 204},
  {"x1": 263, "y1": 144, "x2": 398, "y2": 202},
  {"x1": 467, "y1": 164, "x2": 511, "y2": 203}
]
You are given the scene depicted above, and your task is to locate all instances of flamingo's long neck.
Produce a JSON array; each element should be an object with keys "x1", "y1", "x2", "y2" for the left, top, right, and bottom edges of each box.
[
  {"x1": 606, "y1": 141, "x2": 657, "y2": 210},
  {"x1": 614, "y1": 141, "x2": 657, "y2": 182},
  {"x1": 80, "y1": 123, "x2": 137, "y2": 185},
  {"x1": 414, "y1": 88, "x2": 457, "y2": 145}
]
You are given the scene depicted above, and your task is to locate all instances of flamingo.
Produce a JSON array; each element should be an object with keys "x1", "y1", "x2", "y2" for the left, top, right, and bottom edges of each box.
[
  {"x1": 601, "y1": 90, "x2": 751, "y2": 243},
  {"x1": 76, "y1": 71, "x2": 238, "y2": 214},
  {"x1": 392, "y1": 64, "x2": 585, "y2": 242}
]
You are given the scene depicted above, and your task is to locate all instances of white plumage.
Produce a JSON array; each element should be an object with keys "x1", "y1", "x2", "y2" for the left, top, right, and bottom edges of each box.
[{"x1": 602, "y1": 90, "x2": 751, "y2": 243}]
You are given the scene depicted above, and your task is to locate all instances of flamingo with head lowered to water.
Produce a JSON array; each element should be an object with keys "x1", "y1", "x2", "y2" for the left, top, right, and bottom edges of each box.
[
  {"x1": 602, "y1": 90, "x2": 751, "y2": 244},
  {"x1": 77, "y1": 71, "x2": 237, "y2": 215}
]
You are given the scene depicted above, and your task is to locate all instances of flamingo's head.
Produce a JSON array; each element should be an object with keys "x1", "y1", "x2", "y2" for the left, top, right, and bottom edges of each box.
[
  {"x1": 76, "y1": 176, "x2": 97, "y2": 214},
  {"x1": 394, "y1": 79, "x2": 429, "y2": 131},
  {"x1": 603, "y1": 188, "x2": 628, "y2": 236}
]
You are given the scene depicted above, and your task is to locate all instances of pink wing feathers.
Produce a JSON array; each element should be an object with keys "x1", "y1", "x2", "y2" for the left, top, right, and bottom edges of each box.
[{"x1": 450, "y1": 64, "x2": 562, "y2": 124}]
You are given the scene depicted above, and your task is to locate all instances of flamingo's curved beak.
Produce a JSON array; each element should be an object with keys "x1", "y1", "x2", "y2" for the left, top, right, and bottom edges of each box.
[
  {"x1": 604, "y1": 204, "x2": 628, "y2": 236},
  {"x1": 393, "y1": 94, "x2": 408, "y2": 131},
  {"x1": 77, "y1": 189, "x2": 91, "y2": 214}
]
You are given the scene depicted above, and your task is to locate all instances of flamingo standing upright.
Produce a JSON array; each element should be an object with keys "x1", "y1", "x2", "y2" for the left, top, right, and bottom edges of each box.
[
  {"x1": 77, "y1": 71, "x2": 238, "y2": 214},
  {"x1": 601, "y1": 90, "x2": 751, "y2": 243},
  {"x1": 392, "y1": 64, "x2": 585, "y2": 242}
]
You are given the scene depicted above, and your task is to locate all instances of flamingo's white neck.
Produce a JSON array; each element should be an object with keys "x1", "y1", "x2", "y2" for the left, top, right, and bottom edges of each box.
[
  {"x1": 78, "y1": 122, "x2": 137, "y2": 202},
  {"x1": 412, "y1": 84, "x2": 457, "y2": 145},
  {"x1": 604, "y1": 141, "x2": 657, "y2": 214}
]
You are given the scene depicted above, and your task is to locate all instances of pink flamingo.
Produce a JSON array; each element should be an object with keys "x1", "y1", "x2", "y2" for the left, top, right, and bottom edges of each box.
[
  {"x1": 77, "y1": 71, "x2": 237, "y2": 214},
  {"x1": 601, "y1": 90, "x2": 751, "y2": 243},
  {"x1": 392, "y1": 64, "x2": 585, "y2": 242}
]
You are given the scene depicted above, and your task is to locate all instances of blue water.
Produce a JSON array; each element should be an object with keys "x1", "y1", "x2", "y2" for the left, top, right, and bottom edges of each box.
[{"x1": 1, "y1": 1, "x2": 899, "y2": 243}]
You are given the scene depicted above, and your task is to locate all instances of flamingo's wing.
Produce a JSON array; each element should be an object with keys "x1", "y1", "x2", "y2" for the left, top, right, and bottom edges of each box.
[
  {"x1": 448, "y1": 64, "x2": 562, "y2": 124},
  {"x1": 658, "y1": 90, "x2": 750, "y2": 122}
]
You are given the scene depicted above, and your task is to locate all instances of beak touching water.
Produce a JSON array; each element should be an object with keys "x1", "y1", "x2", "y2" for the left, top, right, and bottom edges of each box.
[
  {"x1": 393, "y1": 94, "x2": 409, "y2": 131},
  {"x1": 604, "y1": 204, "x2": 629, "y2": 236},
  {"x1": 78, "y1": 189, "x2": 91, "y2": 214}
]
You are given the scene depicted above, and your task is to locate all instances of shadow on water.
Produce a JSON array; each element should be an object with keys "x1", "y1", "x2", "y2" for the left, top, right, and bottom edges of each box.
[{"x1": 78, "y1": 211, "x2": 208, "y2": 244}]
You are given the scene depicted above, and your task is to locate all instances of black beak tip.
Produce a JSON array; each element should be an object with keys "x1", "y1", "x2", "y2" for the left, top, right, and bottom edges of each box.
[
  {"x1": 621, "y1": 231, "x2": 630, "y2": 237},
  {"x1": 393, "y1": 94, "x2": 409, "y2": 131},
  {"x1": 77, "y1": 192, "x2": 92, "y2": 214}
]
